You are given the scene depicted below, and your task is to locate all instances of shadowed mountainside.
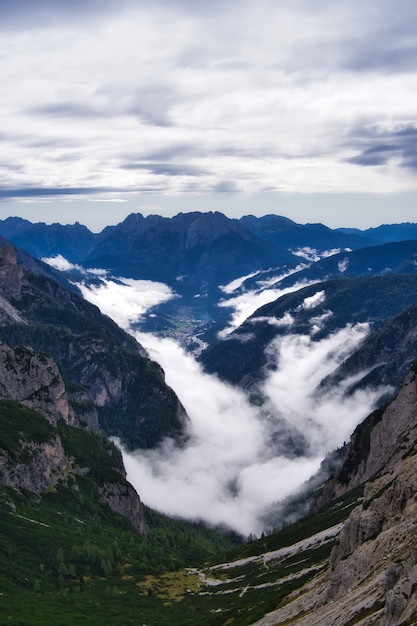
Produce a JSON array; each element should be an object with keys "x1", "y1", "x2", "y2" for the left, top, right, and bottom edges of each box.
[
  {"x1": 0, "y1": 237, "x2": 187, "y2": 450},
  {"x1": 200, "y1": 274, "x2": 417, "y2": 394}
]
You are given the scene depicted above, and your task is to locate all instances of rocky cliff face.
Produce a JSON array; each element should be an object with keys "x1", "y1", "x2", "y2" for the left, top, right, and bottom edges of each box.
[
  {"x1": 99, "y1": 481, "x2": 147, "y2": 533},
  {"x1": 320, "y1": 300, "x2": 417, "y2": 400},
  {"x1": 0, "y1": 239, "x2": 26, "y2": 299},
  {"x1": 316, "y1": 363, "x2": 417, "y2": 507},
  {"x1": 0, "y1": 432, "x2": 68, "y2": 496},
  {"x1": 0, "y1": 341, "x2": 77, "y2": 426},
  {"x1": 0, "y1": 237, "x2": 188, "y2": 449},
  {"x1": 253, "y1": 364, "x2": 417, "y2": 625},
  {"x1": 0, "y1": 340, "x2": 146, "y2": 533}
]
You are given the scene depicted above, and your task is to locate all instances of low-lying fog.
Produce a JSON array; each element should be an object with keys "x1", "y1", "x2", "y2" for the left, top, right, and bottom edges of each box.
[{"x1": 45, "y1": 257, "x2": 387, "y2": 536}]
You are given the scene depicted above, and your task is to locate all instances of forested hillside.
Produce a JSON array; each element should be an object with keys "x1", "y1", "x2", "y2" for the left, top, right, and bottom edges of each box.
[{"x1": 0, "y1": 238, "x2": 187, "y2": 449}]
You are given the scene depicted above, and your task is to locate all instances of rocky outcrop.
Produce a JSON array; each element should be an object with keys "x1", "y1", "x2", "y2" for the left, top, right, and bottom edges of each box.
[
  {"x1": 66, "y1": 385, "x2": 99, "y2": 430},
  {"x1": 320, "y1": 300, "x2": 417, "y2": 399},
  {"x1": 316, "y1": 363, "x2": 417, "y2": 508},
  {"x1": 252, "y1": 364, "x2": 417, "y2": 625},
  {"x1": 0, "y1": 340, "x2": 99, "y2": 430},
  {"x1": 100, "y1": 481, "x2": 147, "y2": 534},
  {"x1": 0, "y1": 340, "x2": 146, "y2": 533},
  {"x1": 0, "y1": 239, "x2": 26, "y2": 299},
  {"x1": 0, "y1": 341, "x2": 76, "y2": 426},
  {"x1": 0, "y1": 435, "x2": 69, "y2": 494}
]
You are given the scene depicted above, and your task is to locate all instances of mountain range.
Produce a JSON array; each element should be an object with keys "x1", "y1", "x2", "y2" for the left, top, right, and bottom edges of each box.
[
  {"x1": 2, "y1": 211, "x2": 416, "y2": 342},
  {"x1": 1, "y1": 211, "x2": 417, "y2": 624}
]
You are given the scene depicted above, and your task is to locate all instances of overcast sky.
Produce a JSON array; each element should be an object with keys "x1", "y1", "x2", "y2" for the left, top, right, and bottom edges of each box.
[{"x1": 1, "y1": 0, "x2": 417, "y2": 230}]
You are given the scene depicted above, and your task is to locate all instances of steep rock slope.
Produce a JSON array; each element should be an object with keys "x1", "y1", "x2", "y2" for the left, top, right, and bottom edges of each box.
[
  {"x1": 201, "y1": 275, "x2": 417, "y2": 391},
  {"x1": 0, "y1": 342, "x2": 146, "y2": 532},
  {"x1": 252, "y1": 364, "x2": 417, "y2": 625},
  {"x1": 0, "y1": 238, "x2": 187, "y2": 449},
  {"x1": 320, "y1": 299, "x2": 417, "y2": 396},
  {"x1": 0, "y1": 341, "x2": 83, "y2": 427}
]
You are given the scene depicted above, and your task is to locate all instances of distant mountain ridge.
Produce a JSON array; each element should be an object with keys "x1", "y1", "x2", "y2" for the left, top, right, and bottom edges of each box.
[
  {"x1": 235, "y1": 238, "x2": 417, "y2": 297},
  {"x1": 0, "y1": 217, "x2": 96, "y2": 262},
  {"x1": 240, "y1": 213, "x2": 377, "y2": 249},
  {"x1": 1, "y1": 213, "x2": 415, "y2": 346},
  {"x1": 338, "y1": 221, "x2": 417, "y2": 243},
  {"x1": 1, "y1": 214, "x2": 415, "y2": 289},
  {"x1": 0, "y1": 211, "x2": 395, "y2": 291},
  {"x1": 85, "y1": 211, "x2": 292, "y2": 291}
]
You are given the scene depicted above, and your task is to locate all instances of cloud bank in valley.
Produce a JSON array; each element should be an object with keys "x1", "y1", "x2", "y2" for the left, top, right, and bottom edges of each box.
[
  {"x1": 119, "y1": 333, "x2": 324, "y2": 535},
  {"x1": 261, "y1": 324, "x2": 384, "y2": 455},
  {"x1": 78, "y1": 277, "x2": 175, "y2": 326},
  {"x1": 43, "y1": 255, "x2": 176, "y2": 325},
  {"x1": 42, "y1": 254, "x2": 84, "y2": 273},
  {"x1": 218, "y1": 265, "x2": 315, "y2": 337},
  {"x1": 77, "y1": 273, "x2": 389, "y2": 535}
]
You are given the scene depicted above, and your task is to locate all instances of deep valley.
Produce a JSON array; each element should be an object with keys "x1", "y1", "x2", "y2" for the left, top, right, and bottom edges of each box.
[{"x1": 0, "y1": 211, "x2": 417, "y2": 625}]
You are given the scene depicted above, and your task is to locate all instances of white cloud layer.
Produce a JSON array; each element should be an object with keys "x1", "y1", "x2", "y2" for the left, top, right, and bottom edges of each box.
[
  {"x1": 78, "y1": 275, "x2": 390, "y2": 535},
  {"x1": 262, "y1": 324, "x2": 383, "y2": 453},
  {"x1": 42, "y1": 254, "x2": 82, "y2": 272},
  {"x1": 292, "y1": 247, "x2": 342, "y2": 262},
  {"x1": 217, "y1": 265, "x2": 317, "y2": 337},
  {"x1": 78, "y1": 277, "x2": 175, "y2": 327},
  {"x1": 1, "y1": 1, "x2": 417, "y2": 230},
  {"x1": 299, "y1": 290, "x2": 326, "y2": 310}
]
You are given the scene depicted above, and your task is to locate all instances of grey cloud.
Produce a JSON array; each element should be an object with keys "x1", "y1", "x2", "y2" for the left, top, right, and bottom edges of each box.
[
  {"x1": 126, "y1": 101, "x2": 174, "y2": 128},
  {"x1": 0, "y1": 185, "x2": 174, "y2": 200},
  {"x1": 139, "y1": 143, "x2": 198, "y2": 162},
  {"x1": 346, "y1": 125, "x2": 417, "y2": 171},
  {"x1": 28, "y1": 102, "x2": 106, "y2": 119},
  {"x1": 333, "y1": 0, "x2": 417, "y2": 74},
  {"x1": 0, "y1": 186, "x2": 115, "y2": 199},
  {"x1": 345, "y1": 43, "x2": 417, "y2": 74},
  {"x1": 347, "y1": 144, "x2": 401, "y2": 167},
  {"x1": 0, "y1": 0, "x2": 242, "y2": 27},
  {"x1": 0, "y1": 0, "x2": 122, "y2": 29},
  {"x1": 121, "y1": 162, "x2": 208, "y2": 177},
  {"x1": 28, "y1": 137, "x2": 85, "y2": 149},
  {"x1": 3, "y1": 0, "x2": 417, "y2": 204},
  {"x1": 260, "y1": 1, "x2": 417, "y2": 78},
  {"x1": 97, "y1": 81, "x2": 182, "y2": 128},
  {"x1": 139, "y1": 143, "x2": 277, "y2": 164},
  {"x1": 29, "y1": 91, "x2": 176, "y2": 128},
  {"x1": 0, "y1": 163, "x2": 25, "y2": 172},
  {"x1": 212, "y1": 181, "x2": 241, "y2": 193}
]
